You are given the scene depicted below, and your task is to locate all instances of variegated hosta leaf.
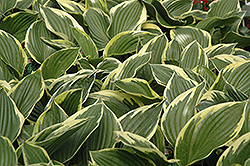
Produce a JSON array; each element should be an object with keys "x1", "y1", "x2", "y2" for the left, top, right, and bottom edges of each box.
[
  {"x1": 96, "y1": 57, "x2": 121, "y2": 73},
  {"x1": 17, "y1": 125, "x2": 34, "y2": 143},
  {"x1": 150, "y1": 64, "x2": 190, "y2": 86},
  {"x1": 240, "y1": 100, "x2": 250, "y2": 136},
  {"x1": 217, "y1": 132, "x2": 250, "y2": 166},
  {"x1": 119, "y1": 102, "x2": 163, "y2": 139},
  {"x1": 102, "y1": 52, "x2": 151, "y2": 90},
  {"x1": 33, "y1": 100, "x2": 68, "y2": 135},
  {"x1": 225, "y1": 80, "x2": 248, "y2": 102},
  {"x1": 0, "y1": 88, "x2": 24, "y2": 142},
  {"x1": 9, "y1": 70, "x2": 44, "y2": 118},
  {"x1": 0, "y1": 0, "x2": 16, "y2": 15},
  {"x1": 16, "y1": 0, "x2": 33, "y2": 9},
  {"x1": 0, "y1": 136, "x2": 18, "y2": 166},
  {"x1": 0, "y1": 30, "x2": 27, "y2": 79},
  {"x1": 193, "y1": 65, "x2": 217, "y2": 86},
  {"x1": 72, "y1": 27, "x2": 99, "y2": 59},
  {"x1": 39, "y1": 6, "x2": 84, "y2": 42},
  {"x1": 84, "y1": 7, "x2": 110, "y2": 50},
  {"x1": 86, "y1": 0, "x2": 108, "y2": 15},
  {"x1": 115, "y1": 131, "x2": 172, "y2": 166},
  {"x1": 103, "y1": 31, "x2": 156, "y2": 58},
  {"x1": 114, "y1": 78, "x2": 160, "y2": 99},
  {"x1": 233, "y1": 48, "x2": 250, "y2": 59},
  {"x1": 164, "y1": 72, "x2": 198, "y2": 104},
  {"x1": 107, "y1": 0, "x2": 147, "y2": 38},
  {"x1": 22, "y1": 142, "x2": 50, "y2": 165},
  {"x1": 41, "y1": 48, "x2": 79, "y2": 80},
  {"x1": 164, "y1": 38, "x2": 183, "y2": 63},
  {"x1": 180, "y1": 40, "x2": 209, "y2": 69},
  {"x1": 141, "y1": 22, "x2": 163, "y2": 35},
  {"x1": 69, "y1": 103, "x2": 122, "y2": 165},
  {"x1": 0, "y1": 59, "x2": 15, "y2": 82},
  {"x1": 220, "y1": 31, "x2": 250, "y2": 47},
  {"x1": 162, "y1": 0, "x2": 193, "y2": 17},
  {"x1": 150, "y1": 126, "x2": 165, "y2": 153},
  {"x1": 197, "y1": 90, "x2": 234, "y2": 111},
  {"x1": 56, "y1": 0, "x2": 85, "y2": 14},
  {"x1": 175, "y1": 101, "x2": 246, "y2": 166},
  {"x1": 90, "y1": 148, "x2": 156, "y2": 165},
  {"x1": 170, "y1": 26, "x2": 211, "y2": 48},
  {"x1": 40, "y1": 37, "x2": 76, "y2": 50},
  {"x1": 210, "y1": 54, "x2": 246, "y2": 71},
  {"x1": 25, "y1": 20, "x2": 56, "y2": 64},
  {"x1": 207, "y1": 0, "x2": 241, "y2": 18},
  {"x1": 0, "y1": 11, "x2": 38, "y2": 42},
  {"x1": 78, "y1": 58, "x2": 95, "y2": 70},
  {"x1": 86, "y1": 90, "x2": 144, "y2": 117},
  {"x1": 204, "y1": 43, "x2": 236, "y2": 58},
  {"x1": 161, "y1": 82, "x2": 206, "y2": 146},
  {"x1": 221, "y1": 61, "x2": 250, "y2": 96}
]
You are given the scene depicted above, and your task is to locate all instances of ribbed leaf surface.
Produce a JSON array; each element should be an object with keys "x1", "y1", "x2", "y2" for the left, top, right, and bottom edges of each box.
[
  {"x1": 0, "y1": 30, "x2": 27, "y2": 79},
  {"x1": 193, "y1": 66, "x2": 217, "y2": 86},
  {"x1": 204, "y1": 43, "x2": 236, "y2": 58},
  {"x1": 220, "y1": 31, "x2": 250, "y2": 47},
  {"x1": 162, "y1": 82, "x2": 205, "y2": 146},
  {"x1": 175, "y1": 102, "x2": 246, "y2": 166},
  {"x1": 150, "y1": 126, "x2": 165, "y2": 153},
  {"x1": 180, "y1": 40, "x2": 209, "y2": 69},
  {"x1": 25, "y1": 20, "x2": 56, "y2": 64},
  {"x1": 108, "y1": 0, "x2": 146, "y2": 37},
  {"x1": 41, "y1": 48, "x2": 79, "y2": 80},
  {"x1": 0, "y1": 59, "x2": 15, "y2": 81},
  {"x1": 0, "y1": 136, "x2": 18, "y2": 166},
  {"x1": 40, "y1": 6, "x2": 84, "y2": 42},
  {"x1": 86, "y1": 0, "x2": 108, "y2": 14},
  {"x1": 103, "y1": 31, "x2": 156, "y2": 57},
  {"x1": 240, "y1": 100, "x2": 250, "y2": 136},
  {"x1": 170, "y1": 26, "x2": 211, "y2": 48},
  {"x1": 9, "y1": 70, "x2": 44, "y2": 118},
  {"x1": 0, "y1": 11, "x2": 38, "y2": 42},
  {"x1": 164, "y1": 38, "x2": 183, "y2": 63},
  {"x1": 22, "y1": 142, "x2": 50, "y2": 165},
  {"x1": 16, "y1": 0, "x2": 33, "y2": 9},
  {"x1": 0, "y1": 88, "x2": 24, "y2": 142},
  {"x1": 90, "y1": 148, "x2": 156, "y2": 166},
  {"x1": 56, "y1": 0, "x2": 85, "y2": 13},
  {"x1": 162, "y1": 0, "x2": 193, "y2": 17},
  {"x1": 0, "y1": 0, "x2": 16, "y2": 14},
  {"x1": 84, "y1": 7, "x2": 110, "y2": 50},
  {"x1": 119, "y1": 102, "x2": 163, "y2": 139},
  {"x1": 217, "y1": 132, "x2": 250, "y2": 166}
]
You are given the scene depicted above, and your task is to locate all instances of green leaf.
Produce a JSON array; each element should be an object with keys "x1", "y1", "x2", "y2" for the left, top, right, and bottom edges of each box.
[
  {"x1": 180, "y1": 40, "x2": 209, "y2": 69},
  {"x1": 69, "y1": 103, "x2": 122, "y2": 165},
  {"x1": 0, "y1": 58, "x2": 16, "y2": 81},
  {"x1": 0, "y1": 0, "x2": 16, "y2": 15},
  {"x1": 41, "y1": 48, "x2": 79, "y2": 80},
  {"x1": 107, "y1": 0, "x2": 147, "y2": 37},
  {"x1": 217, "y1": 132, "x2": 250, "y2": 166},
  {"x1": 25, "y1": 20, "x2": 56, "y2": 64},
  {"x1": 162, "y1": 0, "x2": 193, "y2": 17},
  {"x1": 161, "y1": 82, "x2": 206, "y2": 146},
  {"x1": 90, "y1": 148, "x2": 156, "y2": 166},
  {"x1": 164, "y1": 72, "x2": 198, "y2": 104},
  {"x1": 72, "y1": 27, "x2": 99, "y2": 59},
  {"x1": 233, "y1": 48, "x2": 250, "y2": 59},
  {"x1": 78, "y1": 58, "x2": 95, "y2": 70},
  {"x1": 119, "y1": 102, "x2": 163, "y2": 139},
  {"x1": 22, "y1": 142, "x2": 50, "y2": 165},
  {"x1": 0, "y1": 136, "x2": 18, "y2": 166},
  {"x1": 0, "y1": 30, "x2": 27, "y2": 79},
  {"x1": 240, "y1": 100, "x2": 250, "y2": 136},
  {"x1": 197, "y1": 90, "x2": 234, "y2": 111},
  {"x1": 49, "y1": 103, "x2": 103, "y2": 163},
  {"x1": 33, "y1": 100, "x2": 68, "y2": 135},
  {"x1": 164, "y1": 38, "x2": 183, "y2": 63},
  {"x1": 0, "y1": 11, "x2": 38, "y2": 42},
  {"x1": 0, "y1": 88, "x2": 24, "y2": 142},
  {"x1": 114, "y1": 78, "x2": 160, "y2": 99},
  {"x1": 193, "y1": 65, "x2": 217, "y2": 86},
  {"x1": 40, "y1": 37, "x2": 76, "y2": 50},
  {"x1": 220, "y1": 31, "x2": 250, "y2": 47},
  {"x1": 204, "y1": 43, "x2": 236, "y2": 58},
  {"x1": 96, "y1": 57, "x2": 121, "y2": 73},
  {"x1": 170, "y1": 26, "x2": 211, "y2": 48},
  {"x1": 86, "y1": 90, "x2": 143, "y2": 117},
  {"x1": 55, "y1": 89, "x2": 83, "y2": 116},
  {"x1": 84, "y1": 7, "x2": 110, "y2": 50},
  {"x1": 207, "y1": 0, "x2": 241, "y2": 18},
  {"x1": 9, "y1": 70, "x2": 44, "y2": 118},
  {"x1": 16, "y1": 0, "x2": 33, "y2": 9},
  {"x1": 225, "y1": 80, "x2": 248, "y2": 101},
  {"x1": 56, "y1": 0, "x2": 85, "y2": 14},
  {"x1": 175, "y1": 101, "x2": 246, "y2": 166},
  {"x1": 18, "y1": 125, "x2": 34, "y2": 144},
  {"x1": 103, "y1": 31, "x2": 156, "y2": 58},
  {"x1": 40, "y1": 6, "x2": 84, "y2": 42},
  {"x1": 150, "y1": 64, "x2": 190, "y2": 86},
  {"x1": 102, "y1": 52, "x2": 151, "y2": 90},
  {"x1": 86, "y1": 0, "x2": 108, "y2": 15},
  {"x1": 150, "y1": 126, "x2": 165, "y2": 153}
]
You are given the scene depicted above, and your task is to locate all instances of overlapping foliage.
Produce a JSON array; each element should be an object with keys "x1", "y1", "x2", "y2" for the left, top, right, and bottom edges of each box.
[{"x1": 1, "y1": 0, "x2": 250, "y2": 165}]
